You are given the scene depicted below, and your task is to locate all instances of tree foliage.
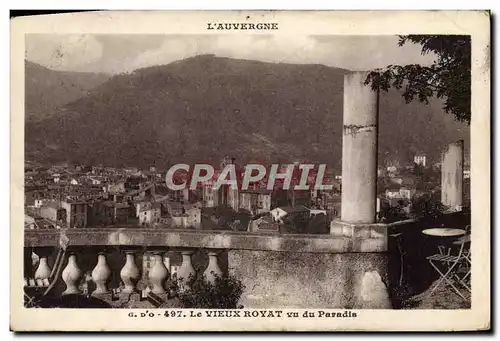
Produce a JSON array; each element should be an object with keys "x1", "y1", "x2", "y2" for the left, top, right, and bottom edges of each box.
[
  {"x1": 410, "y1": 193, "x2": 446, "y2": 221},
  {"x1": 365, "y1": 35, "x2": 471, "y2": 124}
]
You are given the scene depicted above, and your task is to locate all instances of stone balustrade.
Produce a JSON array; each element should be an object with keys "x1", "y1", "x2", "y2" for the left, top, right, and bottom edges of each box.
[
  {"x1": 25, "y1": 241, "x2": 228, "y2": 307},
  {"x1": 24, "y1": 225, "x2": 397, "y2": 309}
]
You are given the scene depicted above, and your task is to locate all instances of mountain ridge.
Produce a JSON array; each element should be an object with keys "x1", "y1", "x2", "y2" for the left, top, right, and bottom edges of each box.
[
  {"x1": 25, "y1": 55, "x2": 470, "y2": 170},
  {"x1": 25, "y1": 60, "x2": 111, "y2": 122}
]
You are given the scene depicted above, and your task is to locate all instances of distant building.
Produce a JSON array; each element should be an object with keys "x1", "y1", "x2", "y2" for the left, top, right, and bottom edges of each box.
[
  {"x1": 112, "y1": 202, "x2": 131, "y2": 224},
  {"x1": 399, "y1": 187, "x2": 417, "y2": 200},
  {"x1": 385, "y1": 189, "x2": 401, "y2": 200},
  {"x1": 89, "y1": 177, "x2": 102, "y2": 185},
  {"x1": 38, "y1": 203, "x2": 67, "y2": 226},
  {"x1": 181, "y1": 188, "x2": 197, "y2": 202},
  {"x1": 309, "y1": 208, "x2": 327, "y2": 217},
  {"x1": 171, "y1": 206, "x2": 201, "y2": 229},
  {"x1": 202, "y1": 180, "x2": 217, "y2": 208},
  {"x1": 384, "y1": 187, "x2": 416, "y2": 201},
  {"x1": 391, "y1": 177, "x2": 404, "y2": 185},
  {"x1": 270, "y1": 205, "x2": 309, "y2": 224},
  {"x1": 220, "y1": 155, "x2": 236, "y2": 170},
  {"x1": 248, "y1": 214, "x2": 279, "y2": 233},
  {"x1": 60, "y1": 200, "x2": 88, "y2": 228},
  {"x1": 87, "y1": 201, "x2": 114, "y2": 227},
  {"x1": 138, "y1": 202, "x2": 162, "y2": 227},
  {"x1": 387, "y1": 165, "x2": 398, "y2": 175},
  {"x1": 238, "y1": 189, "x2": 272, "y2": 215}
]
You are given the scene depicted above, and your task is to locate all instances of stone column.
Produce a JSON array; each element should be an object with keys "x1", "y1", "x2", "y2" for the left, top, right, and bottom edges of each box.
[
  {"x1": 340, "y1": 71, "x2": 379, "y2": 223},
  {"x1": 327, "y1": 72, "x2": 391, "y2": 309},
  {"x1": 441, "y1": 140, "x2": 464, "y2": 211}
]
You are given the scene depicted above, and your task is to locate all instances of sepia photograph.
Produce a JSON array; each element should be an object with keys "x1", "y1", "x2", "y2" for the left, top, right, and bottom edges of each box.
[{"x1": 11, "y1": 11, "x2": 490, "y2": 331}]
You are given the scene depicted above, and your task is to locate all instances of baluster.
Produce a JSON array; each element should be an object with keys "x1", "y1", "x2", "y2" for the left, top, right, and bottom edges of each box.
[
  {"x1": 62, "y1": 253, "x2": 82, "y2": 295},
  {"x1": 204, "y1": 251, "x2": 223, "y2": 284},
  {"x1": 120, "y1": 251, "x2": 140, "y2": 293},
  {"x1": 178, "y1": 250, "x2": 196, "y2": 290},
  {"x1": 148, "y1": 252, "x2": 169, "y2": 294},
  {"x1": 92, "y1": 252, "x2": 111, "y2": 295},
  {"x1": 34, "y1": 253, "x2": 52, "y2": 280}
]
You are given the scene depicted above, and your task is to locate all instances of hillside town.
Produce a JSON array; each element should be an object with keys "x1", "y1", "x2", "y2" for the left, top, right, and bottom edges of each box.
[{"x1": 24, "y1": 154, "x2": 471, "y2": 234}]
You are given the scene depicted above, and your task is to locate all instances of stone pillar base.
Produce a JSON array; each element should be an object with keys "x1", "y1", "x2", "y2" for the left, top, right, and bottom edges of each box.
[
  {"x1": 229, "y1": 249, "x2": 392, "y2": 309},
  {"x1": 330, "y1": 219, "x2": 388, "y2": 252}
]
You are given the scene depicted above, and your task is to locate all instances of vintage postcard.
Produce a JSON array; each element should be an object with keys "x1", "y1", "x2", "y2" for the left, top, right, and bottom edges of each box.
[{"x1": 10, "y1": 10, "x2": 490, "y2": 332}]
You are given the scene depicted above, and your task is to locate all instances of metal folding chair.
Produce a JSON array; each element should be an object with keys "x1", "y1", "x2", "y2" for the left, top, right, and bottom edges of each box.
[{"x1": 426, "y1": 228, "x2": 471, "y2": 301}]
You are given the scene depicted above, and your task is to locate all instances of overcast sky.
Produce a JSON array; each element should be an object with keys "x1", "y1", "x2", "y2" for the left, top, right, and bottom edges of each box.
[{"x1": 26, "y1": 34, "x2": 436, "y2": 74}]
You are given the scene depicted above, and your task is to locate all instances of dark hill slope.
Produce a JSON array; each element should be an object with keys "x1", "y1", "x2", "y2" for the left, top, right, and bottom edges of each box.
[
  {"x1": 25, "y1": 55, "x2": 469, "y2": 169},
  {"x1": 25, "y1": 61, "x2": 111, "y2": 122}
]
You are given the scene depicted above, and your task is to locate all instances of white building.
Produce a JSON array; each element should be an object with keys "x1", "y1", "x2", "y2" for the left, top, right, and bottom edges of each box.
[{"x1": 270, "y1": 205, "x2": 309, "y2": 223}]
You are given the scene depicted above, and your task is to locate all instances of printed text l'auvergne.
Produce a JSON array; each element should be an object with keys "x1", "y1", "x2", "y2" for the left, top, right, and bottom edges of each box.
[{"x1": 207, "y1": 22, "x2": 278, "y2": 31}]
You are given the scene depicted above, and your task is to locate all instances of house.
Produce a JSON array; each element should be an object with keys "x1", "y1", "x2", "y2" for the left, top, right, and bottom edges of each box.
[
  {"x1": 70, "y1": 178, "x2": 79, "y2": 185},
  {"x1": 60, "y1": 200, "x2": 88, "y2": 228},
  {"x1": 248, "y1": 214, "x2": 279, "y2": 233},
  {"x1": 171, "y1": 206, "x2": 202, "y2": 229},
  {"x1": 386, "y1": 165, "x2": 398, "y2": 174},
  {"x1": 25, "y1": 214, "x2": 37, "y2": 230},
  {"x1": 116, "y1": 202, "x2": 132, "y2": 224},
  {"x1": 89, "y1": 176, "x2": 102, "y2": 185},
  {"x1": 385, "y1": 188, "x2": 401, "y2": 199},
  {"x1": 123, "y1": 167, "x2": 139, "y2": 175},
  {"x1": 185, "y1": 206, "x2": 202, "y2": 229},
  {"x1": 127, "y1": 183, "x2": 155, "y2": 201},
  {"x1": 391, "y1": 177, "x2": 404, "y2": 185},
  {"x1": 202, "y1": 181, "x2": 217, "y2": 207},
  {"x1": 38, "y1": 203, "x2": 67, "y2": 227},
  {"x1": 384, "y1": 186, "x2": 416, "y2": 201},
  {"x1": 34, "y1": 199, "x2": 44, "y2": 208},
  {"x1": 414, "y1": 155, "x2": 427, "y2": 167},
  {"x1": 87, "y1": 201, "x2": 114, "y2": 227},
  {"x1": 239, "y1": 189, "x2": 272, "y2": 215},
  {"x1": 138, "y1": 202, "x2": 162, "y2": 227},
  {"x1": 52, "y1": 173, "x2": 61, "y2": 183},
  {"x1": 270, "y1": 205, "x2": 310, "y2": 224},
  {"x1": 399, "y1": 187, "x2": 416, "y2": 200},
  {"x1": 165, "y1": 201, "x2": 185, "y2": 217},
  {"x1": 318, "y1": 193, "x2": 341, "y2": 219}
]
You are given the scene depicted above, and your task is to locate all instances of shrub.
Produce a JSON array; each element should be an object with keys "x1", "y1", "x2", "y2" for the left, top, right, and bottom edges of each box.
[
  {"x1": 410, "y1": 194, "x2": 446, "y2": 221},
  {"x1": 171, "y1": 273, "x2": 245, "y2": 309},
  {"x1": 379, "y1": 203, "x2": 409, "y2": 223}
]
